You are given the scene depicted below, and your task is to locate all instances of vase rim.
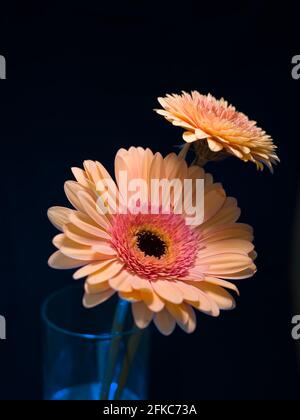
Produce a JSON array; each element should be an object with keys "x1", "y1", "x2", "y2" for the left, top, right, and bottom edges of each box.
[{"x1": 41, "y1": 284, "x2": 139, "y2": 341}]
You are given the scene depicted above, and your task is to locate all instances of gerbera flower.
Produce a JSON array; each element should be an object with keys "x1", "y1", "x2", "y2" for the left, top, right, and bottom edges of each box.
[
  {"x1": 155, "y1": 91, "x2": 279, "y2": 171},
  {"x1": 48, "y1": 147, "x2": 256, "y2": 335}
]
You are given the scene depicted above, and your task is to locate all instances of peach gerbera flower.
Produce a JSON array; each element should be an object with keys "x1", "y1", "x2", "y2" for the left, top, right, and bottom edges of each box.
[
  {"x1": 48, "y1": 147, "x2": 256, "y2": 335},
  {"x1": 155, "y1": 91, "x2": 279, "y2": 171}
]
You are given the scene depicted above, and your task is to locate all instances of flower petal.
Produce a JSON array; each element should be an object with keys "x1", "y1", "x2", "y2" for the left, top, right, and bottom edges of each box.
[
  {"x1": 54, "y1": 235, "x2": 100, "y2": 261},
  {"x1": 198, "y1": 239, "x2": 254, "y2": 258},
  {"x1": 109, "y1": 270, "x2": 134, "y2": 293},
  {"x1": 174, "y1": 281, "x2": 202, "y2": 302},
  {"x1": 201, "y1": 223, "x2": 253, "y2": 244},
  {"x1": 183, "y1": 131, "x2": 198, "y2": 142},
  {"x1": 132, "y1": 301, "x2": 153, "y2": 329},
  {"x1": 83, "y1": 289, "x2": 115, "y2": 308},
  {"x1": 207, "y1": 138, "x2": 223, "y2": 152},
  {"x1": 185, "y1": 284, "x2": 220, "y2": 317},
  {"x1": 91, "y1": 243, "x2": 117, "y2": 257},
  {"x1": 73, "y1": 259, "x2": 117, "y2": 280},
  {"x1": 154, "y1": 309, "x2": 176, "y2": 336},
  {"x1": 176, "y1": 304, "x2": 197, "y2": 333},
  {"x1": 69, "y1": 212, "x2": 111, "y2": 240},
  {"x1": 201, "y1": 197, "x2": 240, "y2": 230},
  {"x1": 118, "y1": 290, "x2": 141, "y2": 303},
  {"x1": 64, "y1": 181, "x2": 91, "y2": 213},
  {"x1": 198, "y1": 283, "x2": 236, "y2": 310},
  {"x1": 48, "y1": 251, "x2": 86, "y2": 269},
  {"x1": 197, "y1": 253, "x2": 253, "y2": 275},
  {"x1": 130, "y1": 277, "x2": 165, "y2": 312},
  {"x1": 151, "y1": 280, "x2": 183, "y2": 304},
  {"x1": 84, "y1": 280, "x2": 111, "y2": 294},
  {"x1": 71, "y1": 167, "x2": 91, "y2": 188},
  {"x1": 203, "y1": 185, "x2": 226, "y2": 223},
  {"x1": 203, "y1": 277, "x2": 239, "y2": 295},
  {"x1": 77, "y1": 191, "x2": 111, "y2": 230},
  {"x1": 48, "y1": 207, "x2": 73, "y2": 231},
  {"x1": 87, "y1": 260, "x2": 124, "y2": 285},
  {"x1": 165, "y1": 302, "x2": 189, "y2": 325},
  {"x1": 64, "y1": 223, "x2": 108, "y2": 247}
]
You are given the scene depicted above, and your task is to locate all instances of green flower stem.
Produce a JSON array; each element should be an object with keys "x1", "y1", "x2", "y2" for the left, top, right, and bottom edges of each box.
[
  {"x1": 178, "y1": 142, "x2": 191, "y2": 159},
  {"x1": 100, "y1": 298, "x2": 130, "y2": 400},
  {"x1": 114, "y1": 329, "x2": 142, "y2": 400}
]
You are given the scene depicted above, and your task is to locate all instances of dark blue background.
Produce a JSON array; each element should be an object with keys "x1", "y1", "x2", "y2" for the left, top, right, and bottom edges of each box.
[{"x1": 0, "y1": 0, "x2": 299, "y2": 399}]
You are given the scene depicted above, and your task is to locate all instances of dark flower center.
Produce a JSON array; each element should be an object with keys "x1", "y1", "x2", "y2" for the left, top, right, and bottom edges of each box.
[{"x1": 136, "y1": 230, "x2": 166, "y2": 259}]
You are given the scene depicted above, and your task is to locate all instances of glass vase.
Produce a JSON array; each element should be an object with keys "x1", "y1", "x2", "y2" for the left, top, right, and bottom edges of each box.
[{"x1": 42, "y1": 284, "x2": 149, "y2": 400}]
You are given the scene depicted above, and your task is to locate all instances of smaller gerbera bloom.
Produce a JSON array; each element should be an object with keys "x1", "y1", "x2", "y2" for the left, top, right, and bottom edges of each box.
[
  {"x1": 155, "y1": 91, "x2": 279, "y2": 171},
  {"x1": 48, "y1": 147, "x2": 257, "y2": 335}
]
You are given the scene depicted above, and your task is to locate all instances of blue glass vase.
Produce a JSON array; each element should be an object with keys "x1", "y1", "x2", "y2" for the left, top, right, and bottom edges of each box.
[{"x1": 42, "y1": 284, "x2": 149, "y2": 400}]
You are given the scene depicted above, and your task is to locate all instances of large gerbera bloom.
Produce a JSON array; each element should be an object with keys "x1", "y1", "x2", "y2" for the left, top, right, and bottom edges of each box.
[
  {"x1": 48, "y1": 147, "x2": 256, "y2": 335},
  {"x1": 155, "y1": 91, "x2": 279, "y2": 171}
]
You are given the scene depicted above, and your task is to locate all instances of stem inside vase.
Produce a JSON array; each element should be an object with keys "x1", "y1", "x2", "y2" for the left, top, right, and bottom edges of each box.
[{"x1": 99, "y1": 298, "x2": 130, "y2": 400}]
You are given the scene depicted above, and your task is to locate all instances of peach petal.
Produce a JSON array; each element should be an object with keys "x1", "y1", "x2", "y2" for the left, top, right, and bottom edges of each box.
[
  {"x1": 199, "y1": 283, "x2": 236, "y2": 310},
  {"x1": 52, "y1": 233, "x2": 65, "y2": 249},
  {"x1": 149, "y1": 152, "x2": 165, "y2": 181},
  {"x1": 204, "y1": 173, "x2": 214, "y2": 187},
  {"x1": 130, "y1": 276, "x2": 153, "y2": 293},
  {"x1": 198, "y1": 253, "x2": 253, "y2": 275},
  {"x1": 201, "y1": 197, "x2": 240, "y2": 230},
  {"x1": 207, "y1": 138, "x2": 224, "y2": 152},
  {"x1": 215, "y1": 265, "x2": 257, "y2": 280},
  {"x1": 55, "y1": 236, "x2": 100, "y2": 261},
  {"x1": 118, "y1": 290, "x2": 141, "y2": 303},
  {"x1": 83, "y1": 160, "x2": 104, "y2": 185},
  {"x1": 203, "y1": 186, "x2": 226, "y2": 223},
  {"x1": 109, "y1": 271, "x2": 133, "y2": 293},
  {"x1": 64, "y1": 223, "x2": 107, "y2": 247},
  {"x1": 77, "y1": 191, "x2": 111, "y2": 230},
  {"x1": 164, "y1": 153, "x2": 188, "y2": 181},
  {"x1": 71, "y1": 167, "x2": 91, "y2": 188},
  {"x1": 129, "y1": 277, "x2": 165, "y2": 311},
  {"x1": 203, "y1": 277, "x2": 239, "y2": 295},
  {"x1": 165, "y1": 302, "x2": 189, "y2": 325},
  {"x1": 151, "y1": 280, "x2": 183, "y2": 304},
  {"x1": 181, "y1": 266, "x2": 205, "y2": 281},
  {"x1": 198, "y1": 239, "x2": 254, "y2": 258},
  {"x1": 83, "y1": 289, "x2": 115, "y2": 308},
  {"x1": 132, "y1": 301, "x2": 153, "y2": 329},
  {"x1": 195, "y1": 128, "x2": 210, "y2": 139},
  {"x1": 91, "y1": 243, "x2": 117, "y2": 256},
  {"x1": 201, "y1": 223, "x2": 253, "y2": 243},
  {"x1": 48, "y1": 251, "x2": 86, "y2": 269},
  {"x1": 249, "y1": 250, "x2": 257, "y2": 260},
  {"x1": 73, "y1": 259, "x2": 117, "y2": 280},
  {"x1": 174, "y1": 281, "x2": 202, "y2": 302},
  {"x1": 141, "y1": 289, "x2": 165, "y2": 312},
  {"x1": 48, "y1": 207, "x2": 74, "y2": 231},
  {"x1": 115, "y1": 147, "x2": 146, "y2": 184},
  {"x1": 187, "y1": 164, "x2": 205, "y2": 181},
  {"x1": 69, "y1": 212, "x2": 110, "y2": 240},
  {"x1": 176, "y1": 304, "x2": 197, "y2": 333},
  {"x1": 154, "y1": 309, "x2": 176, "y2": 336},
  {"x1": 95, "y1": 160, "x2": 114, "y2": 181},
  {"x1": 227, "y1": 145, "x2": 244, "y2": 158},
  {"x1": 64, "y1": 181, "x2": 92, "y2": 213},
  {"x1": 185, "y1": 285, "x2": 220, "y2": 316},
  {"x1": 141, "y1": 148, "x2": 155, "y2": 186},
  {"x1": 84, "y1": 280, "x2": 111, "y2": 294},
  {"x1": 87, "y1": 260, "x2": 124, "y2": 285},
  {"x1": 183, "y1": 131, "x2": 198, "y2": 142}
]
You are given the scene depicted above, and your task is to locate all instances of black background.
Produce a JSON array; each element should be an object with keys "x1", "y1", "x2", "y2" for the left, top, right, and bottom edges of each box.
[{"x1": 0, "y1": 0, "x2": 300, "y2": 400}]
